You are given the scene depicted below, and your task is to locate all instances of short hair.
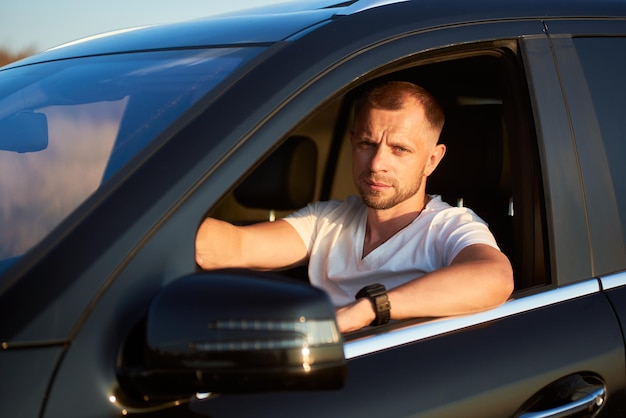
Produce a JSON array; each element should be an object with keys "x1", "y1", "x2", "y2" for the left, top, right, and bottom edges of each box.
[{"x1": 353, "y1": 81, "x2": 445, "y2": 132}]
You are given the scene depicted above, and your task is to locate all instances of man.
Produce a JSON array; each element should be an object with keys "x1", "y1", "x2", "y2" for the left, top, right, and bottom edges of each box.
[{"x1": 195, "y1": 81, "x2": 514, "y2": 333}]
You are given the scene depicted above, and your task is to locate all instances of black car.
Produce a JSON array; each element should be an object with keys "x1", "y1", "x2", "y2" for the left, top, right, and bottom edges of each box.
[{"x1": 2, "y1": 0, "x2": 626, "y2": 416}]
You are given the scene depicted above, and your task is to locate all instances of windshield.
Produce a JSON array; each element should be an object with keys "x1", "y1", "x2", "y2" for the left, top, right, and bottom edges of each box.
[{"x1": 0, "y1": 47, "x2": 264, "y2": 266}]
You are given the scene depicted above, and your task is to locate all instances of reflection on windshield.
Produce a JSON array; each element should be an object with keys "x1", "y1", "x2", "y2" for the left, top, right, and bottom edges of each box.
[
  {"x1": 0, "y1": 100, "x2": 125, "y2": 257},
  {"x1": 0, "y1": 47, "x2": 264, "y2": 260}
]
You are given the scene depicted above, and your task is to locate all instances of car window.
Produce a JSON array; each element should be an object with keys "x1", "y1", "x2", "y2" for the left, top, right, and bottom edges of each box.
[
  {"x1": 0, "y1": 47, "x2": 264, "y2": 263},
  {"x1": 572, "y1": 37, "x2": 626, "y2": 255},
  {"x1": 210, "y1": 41, "x2": 550, "y2": 293}
]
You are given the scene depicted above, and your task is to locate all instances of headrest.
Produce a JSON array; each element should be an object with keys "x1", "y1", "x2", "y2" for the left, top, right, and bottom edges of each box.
[
  {"x1": 234, "y1": 135, "x2": 317, "y2": 210},
  {"x1": 427, "y1": 104, "x2": 505, "y2": 198}
]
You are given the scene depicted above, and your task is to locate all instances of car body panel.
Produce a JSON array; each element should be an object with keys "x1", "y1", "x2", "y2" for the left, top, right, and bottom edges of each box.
[
  {"x1": 0, "y1": 347, "x2": 63, "y2": 417},
  {"x1": 38, "y1": 275, "x2": 626, "y2": 417},
  {"x1": 177, "y1": 289, "x2": 626, "y2": 417}
]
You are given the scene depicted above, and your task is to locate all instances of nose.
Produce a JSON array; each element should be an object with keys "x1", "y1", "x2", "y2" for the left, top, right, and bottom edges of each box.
[{"x1": 368, "y1": 144, "x2": 388, "y2": 173}]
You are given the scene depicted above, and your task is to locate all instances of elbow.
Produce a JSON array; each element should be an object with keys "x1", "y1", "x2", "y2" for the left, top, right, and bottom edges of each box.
[
  {"x1": 496, "y1": 276, "x2": 514, "y2": 306},
  {"x1": 472, "y1": 258, "x2": 514, "y2": 311},
  {"x1": 490, "y1": 261, "x2": 515, "y2": 307}
]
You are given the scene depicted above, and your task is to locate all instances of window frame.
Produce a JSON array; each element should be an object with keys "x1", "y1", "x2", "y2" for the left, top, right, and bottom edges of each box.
[{"x1": 199, "y1": 27, "x2": 580, "y2": 350}]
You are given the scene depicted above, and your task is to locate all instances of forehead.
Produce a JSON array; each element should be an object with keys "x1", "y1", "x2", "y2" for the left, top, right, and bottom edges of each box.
[
  {"x1": 354, "y1": 104, "x2": 427, "y2": 135},
  {"x1": 353, "y1": 104, "x2": 442, "y2": 148}
]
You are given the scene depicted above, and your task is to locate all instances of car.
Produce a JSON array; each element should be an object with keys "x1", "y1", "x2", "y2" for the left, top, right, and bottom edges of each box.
[{"x1": 1, "y1": 0, "x2": 626, "y2": 416}]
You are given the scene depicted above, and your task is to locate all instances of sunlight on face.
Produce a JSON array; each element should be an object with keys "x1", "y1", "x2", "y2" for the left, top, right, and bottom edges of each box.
[{"x1": 351, "y1": 104, "x2": 435, "y2": 210}]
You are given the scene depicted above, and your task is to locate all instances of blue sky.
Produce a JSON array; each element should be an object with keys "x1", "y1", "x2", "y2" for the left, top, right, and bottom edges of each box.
[{"x1": 1, "y1": 0, "x2": 294, "y2": 54}]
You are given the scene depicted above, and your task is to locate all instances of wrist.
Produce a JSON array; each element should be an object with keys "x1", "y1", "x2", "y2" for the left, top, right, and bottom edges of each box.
[{"x1": 355, "y1": 297, "x2": 377, "y2": 325}]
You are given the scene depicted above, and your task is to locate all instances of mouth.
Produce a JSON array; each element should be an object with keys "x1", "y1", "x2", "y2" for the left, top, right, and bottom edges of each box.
[{"x1": 364, "y1": 178, "x2": 392, "y2": 192}]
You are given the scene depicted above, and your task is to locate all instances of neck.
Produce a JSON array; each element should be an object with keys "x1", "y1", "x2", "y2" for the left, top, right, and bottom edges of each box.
[{"x1": 362, "y1": 194, "x2": 429, "y2": 257}]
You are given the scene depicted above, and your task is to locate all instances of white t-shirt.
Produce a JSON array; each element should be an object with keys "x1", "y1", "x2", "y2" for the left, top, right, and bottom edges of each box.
[{"x1": 283, "y1": 194, "x2": 499, "y2": 306}]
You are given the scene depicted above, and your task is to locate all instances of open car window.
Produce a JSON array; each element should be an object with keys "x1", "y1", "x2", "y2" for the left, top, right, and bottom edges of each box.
[{"x1": 210, "y1": 40, "x2": 550, "y2": 297}]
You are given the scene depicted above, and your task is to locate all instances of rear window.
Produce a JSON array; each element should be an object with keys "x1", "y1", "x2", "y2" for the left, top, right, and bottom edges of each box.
[
  {"x1": 0, "y1": 47, "x2": 263, "y2": 263},
  {"x1": 573, "y1": 37, "x2": 626, "y2": 252}
]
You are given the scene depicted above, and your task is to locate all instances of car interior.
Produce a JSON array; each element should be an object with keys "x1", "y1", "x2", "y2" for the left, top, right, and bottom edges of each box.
[{"x1": 207, "y1": 41, "x2": 551, "y2": 304}]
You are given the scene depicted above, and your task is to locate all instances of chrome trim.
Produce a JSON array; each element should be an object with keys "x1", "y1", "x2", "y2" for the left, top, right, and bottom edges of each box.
[
  {"x1": 518, "y1": 386, "x2": 605, "y2": 418},
  {"x1": 600, "y1": 270, "x2": 626, "y2": 290},
  {"x1": 343, "y1": 279, "x2": 599, "y2": 359}
]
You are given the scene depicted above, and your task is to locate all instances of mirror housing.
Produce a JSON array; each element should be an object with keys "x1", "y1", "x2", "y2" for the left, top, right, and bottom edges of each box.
[
  {"x1": 118, "y1": 271, "x2": 346, "y2": 400},
  {"x1": 0, "y1": 112, "x2": 48, "y2": 153}
]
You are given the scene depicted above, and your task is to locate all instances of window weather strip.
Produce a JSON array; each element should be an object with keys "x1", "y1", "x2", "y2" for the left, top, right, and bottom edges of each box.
[
  {"x1": 343, "y1": 279, "x2": 600, "y2": 359},
  {"x1": 600, "y1": 270, "x2": 626, "y2": 291}
]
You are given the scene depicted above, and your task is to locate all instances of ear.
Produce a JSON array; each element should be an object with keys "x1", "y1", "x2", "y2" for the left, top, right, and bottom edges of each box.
[{"x1": 424, "y1": 143, "x2": 446, "y2": 176}]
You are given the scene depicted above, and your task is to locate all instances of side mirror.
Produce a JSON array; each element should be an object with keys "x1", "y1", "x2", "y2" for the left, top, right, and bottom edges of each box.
[
  {"x1": 0, "y1": 112, "x2": 48, "y2": 153},
  {"x1": 117, "y1": 271, "x2": 346, "y2": 401}
]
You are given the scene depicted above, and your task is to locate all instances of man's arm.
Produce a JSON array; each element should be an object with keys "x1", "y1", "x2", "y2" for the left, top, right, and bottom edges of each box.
[
  {"x1": 336, "y1": 244, "x2": 514, "y2": 333},
  {"x1": 195, "y1": 218, "x2": 308, "y2": 270}
]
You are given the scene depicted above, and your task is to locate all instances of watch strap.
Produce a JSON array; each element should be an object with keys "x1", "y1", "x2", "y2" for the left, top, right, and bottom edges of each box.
[{"x1": 355, "y1": 283, "x2": 391, "y2": 326}]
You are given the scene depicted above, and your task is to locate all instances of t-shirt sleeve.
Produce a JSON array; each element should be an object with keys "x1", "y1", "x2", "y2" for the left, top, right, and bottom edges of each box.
[
  {"x1": 282, "y1": 202, "x2": 322, "y2": 254},
  {"x1": 283, "y1": 199, "x2": 343, "y2": 255},
  {"x1": 438, "y1": 209, "x2": 500, "y2": 265}
]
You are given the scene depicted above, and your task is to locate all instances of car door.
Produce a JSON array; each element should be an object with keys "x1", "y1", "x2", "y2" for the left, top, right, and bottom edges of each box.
[{"x1": 38, "y1": 6, "x2": 626, "y2": 418}]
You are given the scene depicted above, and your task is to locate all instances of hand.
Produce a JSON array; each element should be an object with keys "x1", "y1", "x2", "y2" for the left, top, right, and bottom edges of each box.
[{"x1": 335, "y1": 298, "x2": 376, "y2": 333}]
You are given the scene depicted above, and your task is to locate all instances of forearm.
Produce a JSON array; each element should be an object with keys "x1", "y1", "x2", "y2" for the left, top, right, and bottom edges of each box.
[
  {"x1": 388, "y1": 258, "x2": 513, "y2": 320},
  {"x1": 336, "y1": 264, "x2": 510, "y2": 332},
  {"x1": 336, "y1": 245, "x2": 514, "y2": 333},
  {"x1": 195, "y1": 218, "x2": 309, "y2": 271}
]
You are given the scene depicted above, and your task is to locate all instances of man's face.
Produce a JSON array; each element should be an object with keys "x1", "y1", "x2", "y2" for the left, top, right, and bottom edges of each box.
[{"x1": 350, "y1": 101, "x2": 443, "y2": 210}]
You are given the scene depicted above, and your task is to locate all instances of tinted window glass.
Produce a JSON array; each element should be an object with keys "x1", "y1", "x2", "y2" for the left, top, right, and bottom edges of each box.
[
  {"x1": 573, "y1": 37, "x2": 626, "y2": 249},
  {"x1": 0, "y1": 47, "x2": 263, "y2": 261}
]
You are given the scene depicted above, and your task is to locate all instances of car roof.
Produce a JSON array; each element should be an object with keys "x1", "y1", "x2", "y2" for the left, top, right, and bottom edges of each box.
[
  {"x1": 3, "y1": 0, "x2": 625, "y2": 70},
  {"x1": 3, "y1": 1, "x2": 358, "y2": 69}
]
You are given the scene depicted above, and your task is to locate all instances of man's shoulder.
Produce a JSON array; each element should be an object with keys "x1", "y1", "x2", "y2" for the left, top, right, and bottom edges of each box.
[
  {"x1": 287, "y1": 195, "x2": 363, "y2": 220},
  {"x1": 424, "y1": 195, "x2": 488, "y2": 225},
  {"x1": 425, "y1": 194, "x2": 454, "y2": 213},
  {"x1": 313, "y1": 195, "x2": 362, "y2": 212}
]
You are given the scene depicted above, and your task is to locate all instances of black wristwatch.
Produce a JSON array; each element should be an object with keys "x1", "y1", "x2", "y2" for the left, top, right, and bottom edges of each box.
[{"x1": 355, "y1": 283, "x2": 391, "y2": 326}]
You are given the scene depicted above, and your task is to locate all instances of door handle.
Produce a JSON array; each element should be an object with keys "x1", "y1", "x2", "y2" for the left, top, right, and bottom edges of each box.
[
  {"x1": 515, "y1": 373, "x2": 606, "y2": 418},
  {"x1": 518, "y1": 386, "x2": 605, "y2": 418}
]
